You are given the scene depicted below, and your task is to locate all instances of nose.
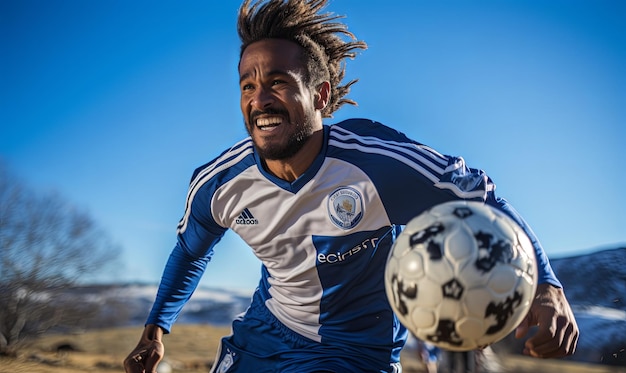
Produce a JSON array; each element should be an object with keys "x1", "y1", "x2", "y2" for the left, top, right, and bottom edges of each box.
[{"x1": 251, "y1": 85, "x2": 274, "y2": 110}]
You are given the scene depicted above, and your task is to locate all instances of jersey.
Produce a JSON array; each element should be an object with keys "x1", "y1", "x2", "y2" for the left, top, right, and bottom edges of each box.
[{"x1": 146, "y1": 118, "x2": 560, "y2": 355}]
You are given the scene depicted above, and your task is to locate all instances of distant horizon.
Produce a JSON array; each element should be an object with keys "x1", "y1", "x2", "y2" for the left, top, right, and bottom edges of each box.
[{"x1": 78, "y1": 245, "x2": 626, "y2": 291}]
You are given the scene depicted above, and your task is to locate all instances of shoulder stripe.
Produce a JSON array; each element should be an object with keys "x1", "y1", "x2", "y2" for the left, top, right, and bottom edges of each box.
[
  {"x1": 329, "y1": 126, "x2": 448, "y2": 179},
  {"x1": 332, "y1": 126, "x2": 448, "y2": 166},
  {"x1": 329, "y1": 126, "x2": 494, "y2": 200},
  {"x1": 329, "y1": 138, "x2": 443, "y2": 185},
  {"x1": 177, "y1": 139, "x2": 255, "y2": 233}
]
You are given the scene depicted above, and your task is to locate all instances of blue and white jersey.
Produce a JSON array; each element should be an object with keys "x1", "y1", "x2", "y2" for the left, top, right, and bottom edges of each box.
[{"x1": 147, "y1": 119, "x2": 559, "y2": 352}]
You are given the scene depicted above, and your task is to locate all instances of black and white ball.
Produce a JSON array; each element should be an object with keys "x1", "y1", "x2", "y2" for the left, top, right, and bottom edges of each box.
[{"x1": 385, "y1": 201, "x2": 537, "y2": 351}]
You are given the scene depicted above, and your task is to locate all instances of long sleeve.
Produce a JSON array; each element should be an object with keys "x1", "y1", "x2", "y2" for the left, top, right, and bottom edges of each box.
[
  {"x1": 146, "y1": 244, "x2": 212, "y2": 332},
  {"x1": 145, "y1": 165, "x2": 228, "y2": 332}
]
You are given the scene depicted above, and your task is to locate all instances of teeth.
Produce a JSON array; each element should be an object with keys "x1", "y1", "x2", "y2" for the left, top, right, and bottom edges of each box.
[{"x1": 256, "y1": 116, "x2": 282, "y2": 127}]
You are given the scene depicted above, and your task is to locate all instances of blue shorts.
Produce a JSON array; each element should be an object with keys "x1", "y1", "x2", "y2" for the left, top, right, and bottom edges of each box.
[{"x1": 210, "y1": 300, "x2": 402, "y2": 373}]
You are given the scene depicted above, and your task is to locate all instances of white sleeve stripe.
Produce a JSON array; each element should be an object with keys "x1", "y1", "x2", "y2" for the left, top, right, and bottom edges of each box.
[
  {"x1": 329, "y1": 133, "x2": 447, "y2": 177},
  {"x1": 329, "y1": 127, "x2": 448, "y2": 177},
  {"x1": 177, "y1": 143, "x2": 254, "y2": 233},
  {"x1": 331, "y1": 126, "x2": 449, "y2": 167},
  {"x1": 329, "y1": 138, "x2": 495, "y2": 200},
  {"x1": 328, "y1": 139, "x2": 442, "y2": 184}
]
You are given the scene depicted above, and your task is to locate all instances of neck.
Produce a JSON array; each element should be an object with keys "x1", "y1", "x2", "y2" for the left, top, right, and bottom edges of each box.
[{"x1": 263, "y1": 129, "x2": 324, "y2": 182}]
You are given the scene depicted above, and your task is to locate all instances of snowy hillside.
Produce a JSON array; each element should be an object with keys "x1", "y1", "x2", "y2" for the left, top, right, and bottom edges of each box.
[
  {"x1": 549, "y1": 247, "x2": 626, "y2": 366},
  {"x1": 68, "y1": 283, "x2": 253, "y2": 328}
]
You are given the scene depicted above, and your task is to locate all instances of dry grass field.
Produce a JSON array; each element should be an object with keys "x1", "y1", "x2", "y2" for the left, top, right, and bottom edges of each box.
[{"x1": 0, "y1": 325, "x2": 622, "y2": 373}]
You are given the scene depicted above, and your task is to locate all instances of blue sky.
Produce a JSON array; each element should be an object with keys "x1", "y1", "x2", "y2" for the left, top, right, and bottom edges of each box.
[{"x1": 2, "y1": 0, "x2": 624, "y2": 291}]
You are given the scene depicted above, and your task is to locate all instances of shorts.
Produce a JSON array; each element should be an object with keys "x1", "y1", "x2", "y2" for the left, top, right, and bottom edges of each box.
[{"x1": 210, "y1": 299, "x2": 402, "y2": 373}]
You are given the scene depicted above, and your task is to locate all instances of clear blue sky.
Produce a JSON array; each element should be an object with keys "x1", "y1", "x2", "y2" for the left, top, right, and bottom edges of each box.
[{"x1": 2, "y1": 0, "x2": 624, "y2": 291}]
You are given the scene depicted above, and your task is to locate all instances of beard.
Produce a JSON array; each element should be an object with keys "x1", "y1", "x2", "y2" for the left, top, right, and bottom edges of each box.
[{"x1": 246, "y1": 108, "x2": 316, "y2": 161}]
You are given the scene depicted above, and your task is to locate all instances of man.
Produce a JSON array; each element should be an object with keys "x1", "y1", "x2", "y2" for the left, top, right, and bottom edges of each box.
[{"x1": 124, "y1": 1, "x2": 578, "y2": 372}]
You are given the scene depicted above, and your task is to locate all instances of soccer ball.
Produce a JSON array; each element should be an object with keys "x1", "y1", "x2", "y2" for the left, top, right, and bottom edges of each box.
[{"x1": 385, "y1": 200, "x2": 537, "y2": 351}]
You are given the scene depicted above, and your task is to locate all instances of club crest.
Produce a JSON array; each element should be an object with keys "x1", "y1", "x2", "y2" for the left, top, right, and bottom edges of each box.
[{"x1": 327, "y1": 187, "x2": 363, "y2": 230}]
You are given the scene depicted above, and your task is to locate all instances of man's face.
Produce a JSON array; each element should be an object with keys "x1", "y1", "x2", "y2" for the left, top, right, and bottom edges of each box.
[{"x1": 239, "y1": 38, "x2": 322, "y2": 160}]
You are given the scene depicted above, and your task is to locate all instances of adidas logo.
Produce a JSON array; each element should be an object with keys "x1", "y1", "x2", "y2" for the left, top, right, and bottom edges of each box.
[{"x1": 235, "y1": 208, "x2": 258, "y2": 225}]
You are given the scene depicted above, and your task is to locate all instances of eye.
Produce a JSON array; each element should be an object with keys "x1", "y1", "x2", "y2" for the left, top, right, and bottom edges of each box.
[
  {"x1": 241, "y1": 83, "x2": 254, "y2": 91},
  {"x1": 272, "y1": 79, "x2": 286, "y2": 86}
]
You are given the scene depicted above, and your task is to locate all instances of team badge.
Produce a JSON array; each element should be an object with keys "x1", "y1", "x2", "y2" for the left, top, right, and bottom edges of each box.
[{"x1": 327, "y1": 187, "x2": 364, "y2": 230}]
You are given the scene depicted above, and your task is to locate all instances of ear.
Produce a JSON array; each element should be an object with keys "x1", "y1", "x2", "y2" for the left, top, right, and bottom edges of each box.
[{"x1": 314, "y1": 81, "x2": 331, "y2": 110}]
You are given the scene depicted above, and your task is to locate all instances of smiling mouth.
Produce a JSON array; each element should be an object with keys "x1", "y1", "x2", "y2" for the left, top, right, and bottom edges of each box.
[{"x1": 256, "y1": 116, "x2": 283, "y2": 131}]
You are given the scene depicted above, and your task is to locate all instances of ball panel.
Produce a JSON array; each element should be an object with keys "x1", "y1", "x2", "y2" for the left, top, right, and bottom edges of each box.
[
  {"x1": 394, "y1": 250, "x2": 425, "y2": 283},
  {"x1": 487, "y1": 265, "x2": 519, "y2": 295},
  {"x1": 456, "y1": 316, "x2": 485, "y2": 340},
  {"x1": 411, "y1": 307, "x2": 437, "y2": 329},
  {"x1": 443, "y1": 222, "x2": 476, "y2": 266},
  {"x1": 416, "y1": 278, "x2": 443, "y2": 307},
  {"x1": 464, "y1": 288, "x2": 495, "y2": 317}
]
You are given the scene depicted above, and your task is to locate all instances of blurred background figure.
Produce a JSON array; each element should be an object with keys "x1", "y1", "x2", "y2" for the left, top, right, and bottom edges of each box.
[
  {"x1": 439, "y1": 347, "x2": 503, "y2": 373},
  {"x1": 417, "y1": 339, "x2": 441, "y2": 373},
  {"x1": 440, "y1": 350, "x2": 474, "y2": 373}
]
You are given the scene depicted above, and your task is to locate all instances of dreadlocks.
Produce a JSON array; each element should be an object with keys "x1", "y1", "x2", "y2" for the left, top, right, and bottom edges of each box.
[{"x1": 237, "y1": 0, "x2": 367, "y2": 118}]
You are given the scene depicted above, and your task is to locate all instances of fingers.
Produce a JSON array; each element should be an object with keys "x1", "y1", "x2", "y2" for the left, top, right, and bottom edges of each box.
[
  {"x1": 524, "y1": 314, "x2": 579, "y2": 358},
  {"x1": 123, "y1": 350, "x2": 146, "y2": 373},
  {"x1": 144, "y1": 347, "x2": 164, "y2": 373},
  {"x1": 124, "y1": 325, "x2": 166, "y2": 373},
  {"x1": 525, "y1": 313, "x2": 559, "y2": 357},
  {"x1": 124, "y1": 347, "x2": 163, "y2": 373},
  {"x1": 515, "y1": 284, "x2": 579, "y2": 359}
]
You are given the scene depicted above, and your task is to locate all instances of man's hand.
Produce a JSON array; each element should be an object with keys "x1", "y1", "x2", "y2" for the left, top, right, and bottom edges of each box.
[
  {"x1": 515, "y1": 283, "x2": 579, "y2": 358},
  {"x1": 124, "y1": 324, "x2": 165, "y2": 373}
]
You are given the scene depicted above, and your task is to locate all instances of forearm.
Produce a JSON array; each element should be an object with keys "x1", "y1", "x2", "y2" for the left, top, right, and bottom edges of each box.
[
  {"x1": 146, "y1": 245, "x2": 210, "y2": 332},
  {"x1": 143, "y1": 324, "x2": 164, "y2": 341}
]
